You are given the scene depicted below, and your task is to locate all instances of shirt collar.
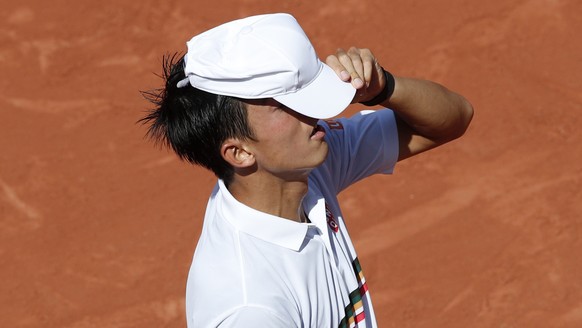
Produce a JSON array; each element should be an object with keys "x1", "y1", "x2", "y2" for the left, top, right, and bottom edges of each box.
[{"x1": 217, "y1": 179, "x2": 317, "y2": 252}]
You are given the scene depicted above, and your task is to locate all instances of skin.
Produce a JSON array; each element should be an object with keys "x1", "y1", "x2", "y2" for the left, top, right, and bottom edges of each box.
[
  {"x1": 223, "y1": 47, "x2": 474, "y2": 223},
  {"x1": 221, "y1": 99, "x2": 326, "y2": 222},
  {"x1": 326, "y1": 47, "x2": 474, "y2": 160}
]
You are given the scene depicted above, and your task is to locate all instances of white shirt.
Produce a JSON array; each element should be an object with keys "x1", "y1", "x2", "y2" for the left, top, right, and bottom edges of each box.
[{"x1": 186, "y1": 109, "x2": 399, "y2": 327}]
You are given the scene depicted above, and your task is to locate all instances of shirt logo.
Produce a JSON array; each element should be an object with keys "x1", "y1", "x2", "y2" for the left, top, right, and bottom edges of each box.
[
  {"x1": 324, "y1": 119, "x2": 344, "y2": 130},
  {"x1": 325, "y1": 203, "x2": 339, "y2": 233}
]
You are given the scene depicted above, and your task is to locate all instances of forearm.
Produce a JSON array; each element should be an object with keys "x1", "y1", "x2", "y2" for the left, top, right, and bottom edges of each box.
[
  {"x1": 324, "y1": 47, "x2": 473, "y2": 160},
  {"x1": 383, "y1": 76, "x2": 474, "y2": 144}
]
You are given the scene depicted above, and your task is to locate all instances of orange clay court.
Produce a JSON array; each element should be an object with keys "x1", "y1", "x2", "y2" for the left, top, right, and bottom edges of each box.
[{"x1": 1, "y1": 1, "x2": 581, "y2": 327}]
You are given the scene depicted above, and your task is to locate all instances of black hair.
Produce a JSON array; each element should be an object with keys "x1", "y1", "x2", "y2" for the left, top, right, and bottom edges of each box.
[{"x1": 139, "y1": 53, "x2": 255, "y2": 183}]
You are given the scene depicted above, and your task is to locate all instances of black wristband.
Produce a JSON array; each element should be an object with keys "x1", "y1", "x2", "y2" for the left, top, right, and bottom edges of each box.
[{"x1": 360, "y1": 68, "x2": 395, "y2": 107}]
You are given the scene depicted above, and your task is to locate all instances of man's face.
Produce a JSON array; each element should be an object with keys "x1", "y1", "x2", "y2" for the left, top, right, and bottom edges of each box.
[{"x1": 243, "y1": 99, "x2": 329, "y2": 180}]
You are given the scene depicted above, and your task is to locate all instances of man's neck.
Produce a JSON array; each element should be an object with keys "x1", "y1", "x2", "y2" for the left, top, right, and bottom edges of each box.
[{"x1": 226, "y1": 172, "x2": 309, "y2": 223}]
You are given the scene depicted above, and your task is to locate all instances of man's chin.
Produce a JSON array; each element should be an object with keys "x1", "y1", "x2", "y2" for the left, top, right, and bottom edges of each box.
[{"x1": 315, "y1": 144, "x2": 329, "y2": 166}]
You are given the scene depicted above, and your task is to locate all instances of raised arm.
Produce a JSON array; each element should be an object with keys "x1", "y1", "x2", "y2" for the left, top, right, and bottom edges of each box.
[{"x1": 326, "y1": 47, "x2": 474, "y2": 161}]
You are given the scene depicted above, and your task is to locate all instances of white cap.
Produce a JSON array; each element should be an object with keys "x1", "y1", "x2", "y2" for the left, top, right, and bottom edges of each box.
[{"x1": 178, "y1": 13, "x2": 356, "y2": 119}]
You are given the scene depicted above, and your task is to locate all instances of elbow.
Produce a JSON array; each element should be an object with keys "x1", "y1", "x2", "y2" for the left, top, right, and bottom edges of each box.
[
  {"x1": 458, "y1": 97, "x2": 474, "y2": 137},
  {"x1": 448, "y1": 97, "x2": 474, "y2": 141},
  {"x1": 433, "y1": 98, "x2": 474, "y2": 144}
]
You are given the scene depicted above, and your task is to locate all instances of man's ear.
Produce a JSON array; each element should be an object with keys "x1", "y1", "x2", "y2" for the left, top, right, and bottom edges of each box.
[{"x1": 221, "y1": 138, "x2": 255, "y2": 168}]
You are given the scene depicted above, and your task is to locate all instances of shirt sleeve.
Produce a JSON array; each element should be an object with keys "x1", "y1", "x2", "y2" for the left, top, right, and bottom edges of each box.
[
  {"x1": 320, "y1": 109, "x2": 399, "y2": 193},
  {"x1": 216, "y1": 305, "x2": 294, "y2": 328}
]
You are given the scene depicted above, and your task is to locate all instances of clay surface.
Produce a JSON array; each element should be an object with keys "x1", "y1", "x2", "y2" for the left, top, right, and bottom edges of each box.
[{"x1": 1, "y1": 1, "x2": 581, "y2": 326}]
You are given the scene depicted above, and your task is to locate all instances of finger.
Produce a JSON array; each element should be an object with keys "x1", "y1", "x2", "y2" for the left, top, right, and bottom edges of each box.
[
  {"x1": 358, "y1": 49, "x2": 376, "y2": 88},
  {"x1": 338, "y1": 48, "x2": 364, "y2": 89},
  {"x1": 325, "y1": 50, "x2": 351, "y2": 82},
  {"x1": 347, "y1": 47, "x2": 365, "y2": 82},
  {"x1": 336, "y1": 48, "x2": 360, "y2": 84}
]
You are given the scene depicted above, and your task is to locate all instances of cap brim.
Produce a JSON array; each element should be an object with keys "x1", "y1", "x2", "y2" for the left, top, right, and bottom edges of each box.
[{"x1": 273, "y1": 62, "x2": 356, "y2": 119}]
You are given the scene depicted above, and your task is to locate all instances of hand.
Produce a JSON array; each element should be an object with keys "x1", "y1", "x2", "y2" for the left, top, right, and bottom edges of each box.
[{"x1": 325, "y1": 47, "x2": 386, "y2": 104}]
